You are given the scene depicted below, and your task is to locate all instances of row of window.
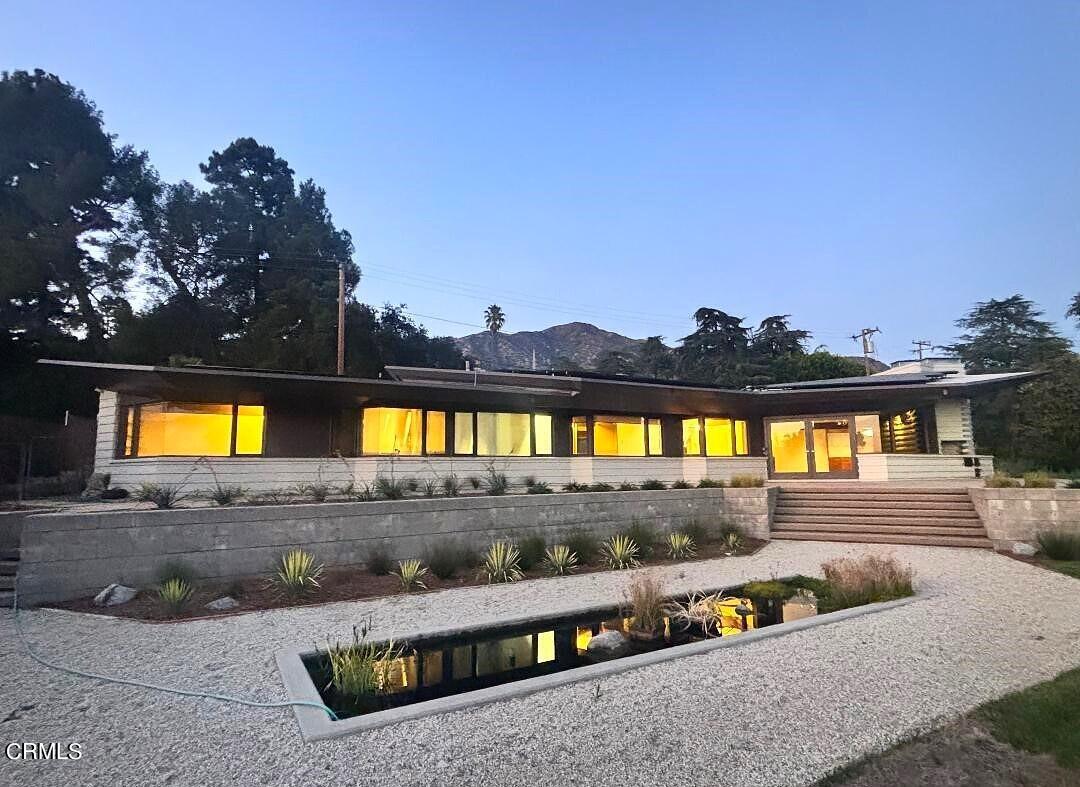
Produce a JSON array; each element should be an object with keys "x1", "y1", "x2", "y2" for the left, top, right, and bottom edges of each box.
[{"x1": 117, "y1": 401, "x2": 750, "y2": 458}]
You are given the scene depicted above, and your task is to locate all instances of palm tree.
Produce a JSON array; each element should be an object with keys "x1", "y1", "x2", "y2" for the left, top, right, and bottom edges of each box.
[{"x1": 484, "y1": 304, "x2": 506, "y2": 365}]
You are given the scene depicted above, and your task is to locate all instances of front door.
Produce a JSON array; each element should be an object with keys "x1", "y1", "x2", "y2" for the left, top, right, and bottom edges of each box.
[{"x1": 767, "y1": 417, "x2": 858, "y2": 479}]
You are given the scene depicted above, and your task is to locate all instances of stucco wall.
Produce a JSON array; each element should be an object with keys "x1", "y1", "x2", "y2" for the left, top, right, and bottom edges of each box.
[
  {"x1": 18, "y1": 487, "x2": 777, "y2": 604},
  {"x1": 970, "y1": 488, "x2": 1080, "y2": 548}
]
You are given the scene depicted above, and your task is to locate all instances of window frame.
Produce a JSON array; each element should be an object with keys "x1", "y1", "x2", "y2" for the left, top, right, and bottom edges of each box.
[
  {"x1": 451, "y1": 409, "x2": 546, "y2": 457},
  {"x1": 574, "y1": 413, "x2": 663, "y2": 458},
  {"x1": 681, "y1": 416, "x2": 751, "y2": 457},
  {"x1": 117, "y1": 400, "x2": 266, "y2": 459}
]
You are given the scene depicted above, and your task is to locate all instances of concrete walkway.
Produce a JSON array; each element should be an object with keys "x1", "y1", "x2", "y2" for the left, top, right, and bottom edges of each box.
[{"x1": 2, "y1": 541, "x2": 1079, "y2": 787}]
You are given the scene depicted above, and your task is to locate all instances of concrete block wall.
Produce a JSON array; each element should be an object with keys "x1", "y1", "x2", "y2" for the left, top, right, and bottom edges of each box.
[
  {"x1": 18, "y1": 487, "x2": 777, "y2": 604},
  {"x1": 970, "y1": 488, "x2": 1080, "y2": 549}
]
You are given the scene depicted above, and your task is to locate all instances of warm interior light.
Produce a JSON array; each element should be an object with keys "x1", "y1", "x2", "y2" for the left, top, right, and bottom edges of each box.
[
  {"x1": 682, "y1": 418, "x2": 701, "y2": 455},
  {"x1": 704, "y1": 418, "x2": 734, "y2": 457},
  {"x1": 593, "y1": 416, "x2": 646, "y2": 456},
  {"x1": 476, "y1": 412, "x2": 530, "y2": 456},
  {"x1": 537, "y1": 630, "x2": 555, "y2": 663},
  {"x1": 234, "y1": 405, "x2": 265, "y2": 455},
  {"x1": 425, "y1": 411, "x2": 446, "y2": 455},
  {"x1": 534, "y1": 413, "x2": 553, "y2": 455},
  {"x1": 136, "y1": 402, "x2": 233, "y2": 457},
  {"x1": 362, "y1": 407, "x2": 422, "y2": 455},
  {"x1": 575, "y1": 626, "x2": 593, "y2": 653}
]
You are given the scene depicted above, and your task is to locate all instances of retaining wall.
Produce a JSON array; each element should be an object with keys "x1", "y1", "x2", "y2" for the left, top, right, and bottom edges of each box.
[
  {"x1": 18, "y1": 487, "x2": 777, "y2": 604},
  {"x1": 969, "y1": 488, "x2": 1080, "y2": 548}
]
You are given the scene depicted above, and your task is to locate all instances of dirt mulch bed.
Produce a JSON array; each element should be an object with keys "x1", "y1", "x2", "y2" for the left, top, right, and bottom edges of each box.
[
  {"x1": 817, "y1": 718, "x2": 1076, "y2": 787},
  {"x1": 50, "y1": 538, "x2": 766, "y2": 623}
]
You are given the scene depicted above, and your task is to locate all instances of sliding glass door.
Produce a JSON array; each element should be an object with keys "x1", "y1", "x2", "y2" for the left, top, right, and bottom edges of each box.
[{"x1": 767, "y1": 417, "x2": 858, "y2": 479}]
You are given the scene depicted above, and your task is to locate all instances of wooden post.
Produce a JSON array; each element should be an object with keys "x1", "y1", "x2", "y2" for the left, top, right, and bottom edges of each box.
[{"x1": 336, "y1": 262, "x2": 346, "y2": 376}]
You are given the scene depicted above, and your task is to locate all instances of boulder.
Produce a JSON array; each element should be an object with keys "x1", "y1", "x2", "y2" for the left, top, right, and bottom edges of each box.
[
  {"x1": 205, "y1": 596, "x2": 239, "y2": 611},
  {"x1": 93, "y1": 583, "x2": 137, "y2": 607},
  {"x1": 586, "y1": 630, "x2": 631, "y2": 659},
  {"x1": 1011, "y1": 542, "x2": 1037, "y2": 557},
  {"x1": 80, "y1": 473, "x2": 111, "y2": 500},
  {"x1": 100, "y1": 487, "x2": 129, "y2": 500}
]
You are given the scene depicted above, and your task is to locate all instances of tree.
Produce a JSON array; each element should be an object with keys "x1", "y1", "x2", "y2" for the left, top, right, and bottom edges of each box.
[
  {"x1": 750, "y1": 315, "x2": 810, "y2": 358},
  {"x1": 945, "y1": 295, "x2": 1071, "y2": 371},
  {"x1": 1068, "y1": 292, "x2": 1080, "y2": 328},
  {"x1": 676, "y1": 308, "x2": 752, "y2": 386},
  {"x1": 483, "y1": 304, "x2": 505, "y2": 365},
  {"x1": 595, "y1": 350, "x2": 639, "y2": 376},
  {"x1": 636, "y1": 336, "x2": 675, "y2": 379},
  {"x1": 767, "y1": 351, "x2": 865, "y2": 383},
  {"x1": 0, "y1": 69, "x2": 149, "y2": 356}
]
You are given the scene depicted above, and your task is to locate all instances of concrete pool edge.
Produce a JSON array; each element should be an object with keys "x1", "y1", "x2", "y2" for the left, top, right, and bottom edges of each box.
[{"x1": 277, "y1": 594, "x2": 920, "y2": 741}]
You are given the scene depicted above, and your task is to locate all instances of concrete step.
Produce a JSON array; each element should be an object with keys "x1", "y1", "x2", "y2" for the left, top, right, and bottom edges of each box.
[
  {"x1": 773, "y1": 513, "x2": 986, "y2": 528},
  {"x1": 777, "y1": 484, "x2": 973, "y2": 494},
  {"x1": 0, "y1": 576, "x2": 12, "y2": 591},
  {"x1": 771, "y1": 531, "x2": 993, "y2": 548},
  {"x1": 0, "y1": 591, "x2": 11, "y2": 609},
  {"x1": 778, "y1": 491, "x2": 973, "y2": 504},
  {"x1": 0, "y1": 549, "x2": 18, "y2": 561},
  {"x1": 775, "y1": 505, "x2": 979, "y2": 520},
  {"x1": 0, "y1": 560, "x2": 17, "y2": 576},
  {"x1": 777, "y1": 497, "x2": 976, "y2": 511},
  {"x1": 773, "y1": 521, "x2": 989, "y2": 538}
]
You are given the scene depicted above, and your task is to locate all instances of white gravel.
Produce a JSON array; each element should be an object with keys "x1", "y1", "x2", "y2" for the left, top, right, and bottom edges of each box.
[{"x1": 2, "y1": 541, "x2": 1079, "y2": 787}]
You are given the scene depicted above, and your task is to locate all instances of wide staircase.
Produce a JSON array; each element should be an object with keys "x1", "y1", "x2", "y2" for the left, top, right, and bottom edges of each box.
[
  {"x1": 0, "y1": 548, "x2": 17, "y2": 608},
  {"x1": 772, "y1": 486, "x2": 992, "y2": 548}
]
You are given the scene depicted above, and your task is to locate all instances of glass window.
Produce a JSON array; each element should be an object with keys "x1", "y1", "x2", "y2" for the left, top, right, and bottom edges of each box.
[
  {"x1": 362, "y1": 407, "x2": 422, "y2": 455},
  {"x1": 571, "y1": 416, "x2": 589, "y2": 455},
  {"x1": 647, "y1": 418, "x2": 663, "y2": 456},
  {"x1": 425, "y1": 411, "x2": 447, "y2": 455},
  {"x1": 451, "y1": 645, "x2": 473, "y2": 680},
  {"x1": 533, "y1": 413, "x2": 553, "y2": 455},
  {"x1": 476, "y1": 412, "x2": 531, "y2": 456},
  {"x1": 537, "y1": 631, "x2": 556, "y2": 664},
  {"x1": 593, "y1": 415, "x2": 646, "y2": 457},
  {"x1": 421, "y1": 650, "x2": 443, "y2": 686},
  {"x1": 682, "y1": 418, "x2": 702, "y2": 456},
  {"x1": 476, "y1": 635, "x2": 534, "y2": 675},
  {"x1": 136, "y1": 402, "x2": 234, "y2": 457},
  {"x1": 454, "y1": 412, "x2": 474, "y2": 454},
  {"x1": 855, "y1": 414, "x2": 882, "y2": 453},
  {"x1": 734, "y1": 420, "x2": 749, "y2": 456},
  {"x1": 769, "y1": 420, "x2": 809, "y2": 473},
  {"x1": 235, "y1": 405, "x2": 265, "y2": 455},
  {"x1": 704, "y1": 418, "x2": 734, "y2": 457}
]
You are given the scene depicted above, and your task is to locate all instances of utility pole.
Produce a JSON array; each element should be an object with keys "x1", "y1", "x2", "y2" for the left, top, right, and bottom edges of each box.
[
  {"x1": 336, "y1": 261, "x2": 346, "y2": 376},
  {"x1": 850, "y1": 327, "x2": 881, "y2": 375},
  {"x1": 912, "y1": 339, "x2": 933, "y2": 361}
]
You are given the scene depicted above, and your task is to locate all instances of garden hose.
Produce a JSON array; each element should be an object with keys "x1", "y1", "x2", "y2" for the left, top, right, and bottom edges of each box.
[{"x1": 11, "y1": 578, "x2": 339, "y2": 722}]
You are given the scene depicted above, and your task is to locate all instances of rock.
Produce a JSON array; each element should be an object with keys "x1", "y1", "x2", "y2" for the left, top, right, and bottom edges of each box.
[
  {"x1": 100, "y1": 487, "x2": 130, "y2": 500},
  {"x1": 81, "y1": 473, "x2": 111, "y2": 499},
  {"x1": 1011, "y1": 542, "x2": 1037, "y2": 557},
  {"x1": 586, "y1": 630, "x2": 631, "y2": 659},
  {"x1": 93, "y1": 584, "x2": 137, "y2": 607},
  {"x1": 205, "y1": 596, "x2": 238, "y2": 611}
]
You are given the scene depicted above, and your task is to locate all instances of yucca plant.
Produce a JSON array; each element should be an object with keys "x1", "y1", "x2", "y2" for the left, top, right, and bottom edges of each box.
[
  {"x1": 483, "y1": 470, "x2": 510, "y2": 496},
  {"x1": 542, "y1": 544, "x2": 579, "y2": 576},
  {"x1": 273, "y1": 548, "x2": 324, "y2": 598},
  {"x1": 423, "y1": 479, "x2": 439, "y2": 498},
  {"x1": 603, "y1": 534, "x2": 640, "y2": 570},
  {"x1": 722, "y1": 531, "x2": 744, "y2": 553},
  {"x1": 667, "y1": 532, "x2": 697, "y2": 560},
  {"x1": 526, "y1": 481, "x2": 553, "y2": 494},
  {"x1": 209, "y1": 484, "x2": 245, "y2": 506},
  {"x1": 157, "y1": 577, "x2": 194, "y2": 615},
  {"x1": 134, "y1": 482, "x2": 186, "y2": 509},
  {"x1": 374, "y1": 476, "x2": 407, "y2": 500},
  {"x1": 480, "y1": 541, "x2": 524, "y2": 583},
  {"x1": 395, "y1": 559, "x2": 429, "y2": 592},
  {"x1": 442, "y1": 475, "x2": 461, "y2": 496}
]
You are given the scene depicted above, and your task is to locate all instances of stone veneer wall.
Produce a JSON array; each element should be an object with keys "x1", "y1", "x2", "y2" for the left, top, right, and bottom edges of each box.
[
  {"x1": 969, "y1": 488, "x2": 1080, "y2": 549},
  {"x1": 18, "y1": 487, "x2": 776, "y2": 605}
]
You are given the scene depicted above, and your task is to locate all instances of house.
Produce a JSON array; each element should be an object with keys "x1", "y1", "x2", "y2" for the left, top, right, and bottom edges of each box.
[{"x1": 37, "y1": 358, "x2": 1035, "y2": 492}]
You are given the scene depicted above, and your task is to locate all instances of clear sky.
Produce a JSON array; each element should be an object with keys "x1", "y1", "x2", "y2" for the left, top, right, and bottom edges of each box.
[{"x1": 4, "y1": 1, "x2": 1079, "y2": 362}]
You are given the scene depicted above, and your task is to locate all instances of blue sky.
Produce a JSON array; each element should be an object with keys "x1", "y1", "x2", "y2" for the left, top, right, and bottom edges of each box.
[{"x1": 4, "y1": 1, "x2": 1079, "y2": 361}]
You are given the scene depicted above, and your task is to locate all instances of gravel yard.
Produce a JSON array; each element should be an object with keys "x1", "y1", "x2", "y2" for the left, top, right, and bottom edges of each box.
[{"x1": 3, "y1": 540, "x2": 1079, "y2": 787}]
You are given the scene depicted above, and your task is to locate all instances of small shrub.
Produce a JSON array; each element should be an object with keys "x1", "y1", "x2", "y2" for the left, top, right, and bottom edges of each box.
[
  {"x1": 307, "y1": 483, "x2": 331, "y2": 503},
  {"x1": 356, "y1": 482, "x2": 376, "y2": 502},
  {"x1": 696, "y1": 477, "x2": 725, "y2": 488},
  {"x1": 821, "y1": 555, "x2": 914, "y2": 609},
  {"x1": 618, "y1": 481, "x2": 639, "y2": 491},
  {"x1": 603, "y1": 534, "x2": 640, "y2": 570},
  {"x1": 157, "y1": 577, "x2": 194, "y2": 616},
  {"x1": 374, "y1": 476, "x2": 407, "y2": 500},
  {"x1": 542, "y1": 544, "x2": 579, "y2": 576},
  {"x1": 679, "y1": 519, "x2": 710, "y2": 545},
  {"x1": 209, "y1": 484, "x2": 245, "y2": 506},
  {"x1": 467, "y1": 475, "x2": 482, "y2": 490},
  {"x1": 624, "y1": 573, "x2": 665, "y2": 633},
  {"x1": 564, "y1": 529, "x2": 601, "y2": 564},
  {"x1": 259, "y1": 488, "x2": 293, "y2": 504},
  {"x1": 483, "y1": 470, "x2": 510, "y2": 496},
  {"x1": 620, "y1": 520, "x2": 658, "y2": 558},
  {"x1": 425, "y1": 541, "x2": 470, "y2": 580},
  {"x1": 722, "y1": 531, "x2": 744, "y2": 553},
  {"x1": 520, "y1": 475, "x2": 537, "y2": 488},
  {"x1": 526, "y1": 481, "x2": 553, "y2": 494},
  {"x1": 1066, "y1": 479, "x2": 1080, "y2": 489},
  {"x1": 423, "y1": 479, "x2": 439, "y2": 498},
  {"x1": 671, "y1": 479, "x2": 692, "y2": 489},
  {"x1": 396, "y1": 559, "x2": 429, "y2": 592},
  {"x1": 365, "y1": 543, "x2": 393, "y2": 576},
  {"x1": 1036, "y1": 530, "x2": 1080, "y2": 561},
  {"x1": 134, "y1": 482, "x2": 185, "y2": 509},
  {"x1": 742, "y1": 580, "x2": 792, "y2": 600},
  {"x1": 155, "y1": 559, "x2": 196, "y2": 586},
  {"x1": 666, "y1": 532, "x2": 696, "y2": 560},
  {"x1": 729, "y1": 474, "x2": 765, "y2": 488},
  {"x1": 640, "y1": 479, "x2": 666, "y2": 490},
  {"x1": 336, "y1": 481, "x2": 356, "y2": 498},
  {"x1": 480, "y1": 541, "x2": 524, "y2": 583},
  {"x1": 517, "y1": 534, "x2": 547, "y2": 571},
  {"x1": 1022, "y1": 471, "x2": 1055, "y2": 489},
  {"x1": 442, "y1": 475, "x2": 462, "y2": 497},
  {"x1": 324, "y1": 620, "x2": 403, "y2": 702},
  {"x1": 562, "y1": 481, "x2": 588, "y2": 493},
  {"x1": 272, "y1": 548, "x2": 324, "y2": 598},
  {"x1": 588, "y1": 482, "x2": 615, "y2": 492},
  {"x1": 985, "y1": 473, "x2": 1020, "y2": 488},
  {"x1": 405, "y1": 478, "x2": 419, "y2": 493}
]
